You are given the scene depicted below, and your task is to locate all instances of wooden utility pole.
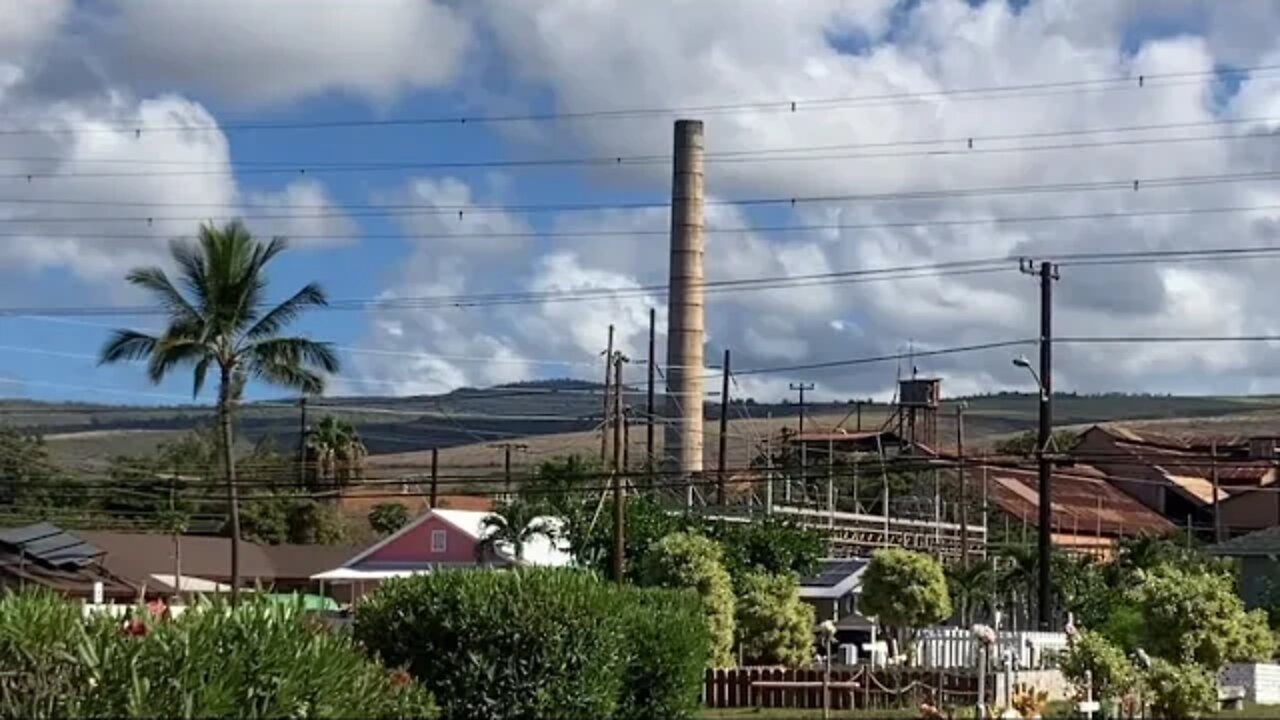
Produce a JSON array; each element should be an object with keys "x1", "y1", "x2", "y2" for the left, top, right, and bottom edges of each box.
[
  {"x1": 717, "y1": 349, "x2": 731, "y2": 506},
  {"x1": 601, "y1": 324, "x2": 614, "y2": 464},
  {"x1": 623, "y1": 408, "x2": 631, "y2": 472},
  {"x1": 958, "y1": 402, "x2": 969, "y2": 567},
  {"x1": 791, "y1": 382, "x2": 814, "y2": 496},
  {"x1": 856, "y1": 400, "x2": 863, "y2": 431},
  {"x1": 297, "y1": 395, "x2": 308, "y2": 488},
  {"x1": 613, "y1": 353, "x2": 628, "y2": 584},
  {"x1": 429, "y1": 448, "x2": 439, "y2": 508},
  {"x1": 491, "y1": 443, "x2": 528, "y2": 496},
  {"x1": 1021, "y1": 258, "x2": 1059, "y2": 630},
  {"x1": 1212, "y1": 441, "x2": 1222, "y2": 543},
  {"x1": 170, "y1": 473, "x2": 182, "y2": 602},
  {"x1": 647, "y1": 307, "x2": 656, "y2": 474}
]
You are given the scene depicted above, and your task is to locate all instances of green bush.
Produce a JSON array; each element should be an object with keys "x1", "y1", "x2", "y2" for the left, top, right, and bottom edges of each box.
[
  {"x1": 0, "y1": 590, "x2": 93, "y2": 718},
  {"x1": 615, "y1": 587, "x2": 710, "y2": 720},
  {"x1": 641, "y1": 532, "x2": 737, "y2": 667},
  {"x1": 355, "y1": 568, "x2": 709, "y2": 720},
  {"x1": 735, "y1": 571, "x2": 814, "y2": 668},
  {"x1": 859, "y1": 548, "x2": 951, "y2": 657},
  {"x1": 0, "y1": 591, "x2": 435, "y2": 720},
  {"x1": 1058, "y1": 631, "x2": 1135, "y2": 701},
  {"x1": 1143, "y1": 658, "x2": 1216, "y2": 719}
]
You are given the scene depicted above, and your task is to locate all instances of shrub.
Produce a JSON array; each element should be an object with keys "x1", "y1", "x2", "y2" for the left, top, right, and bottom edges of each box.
[
  {"x1": 369, "y1": 502, "x2": 411, "y2": 535},
  {"x1": 1127, "y1": 563, "x2": 1275, "y2": 668},
  {"x1": 0, "y1": 590, "x2": 93, "y2": 718},
  {"x1": 1143, "y1": 658, "x2": 1216, "y2": 719},
  {"x1": 615, "y1": 587, "x2": 709, "y2": 720},
  {"x1": 641, "y1": 532, "x2": 736, "y2": 667},
  {"x1": 0, "y1": 591, "x2": 435, "y2": 719},
  {"x1": 735, "y1": 571, "x2": 814, "y2": 668},
  {"x1": 1058, "y1": 631, "x2": 1135, "y2": 701},
  {"x1": 859, "y1": 548, "x2": 951, "y2": 657},
  {"x1": 355, "y1": 568, "x2": 709, "y2": 720}
]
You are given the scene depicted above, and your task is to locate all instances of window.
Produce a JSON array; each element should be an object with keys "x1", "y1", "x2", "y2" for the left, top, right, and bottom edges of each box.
[{"x1": 431, "y1": 529, "x2": 447, "y2": 553}]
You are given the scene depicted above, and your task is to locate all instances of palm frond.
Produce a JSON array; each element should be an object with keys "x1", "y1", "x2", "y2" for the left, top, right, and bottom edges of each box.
[
  {"x1": 192, "y1": 356, "x2": 213, "y2": 398},
  {"x1": 245, "y1": 283, "x2": 328, "y2": 340},
  {"x1": 125, "y1": 266, "x2": 201, "y2": 322},
  {"x1": 248, "y1": 359, "x2": 325, "y2": 396},
  {"x1": 145, "y1": 337, "x2": 207, "y2": 385},
  {"x1": 247, "y1": 337, "x2": 340, "y2": 374},
  {"x1": 169, "y1": 239, "x2": 210, "y2": 314},
  {"x1": 98, "y1": 330, "x2": 159, "y2": 366}
]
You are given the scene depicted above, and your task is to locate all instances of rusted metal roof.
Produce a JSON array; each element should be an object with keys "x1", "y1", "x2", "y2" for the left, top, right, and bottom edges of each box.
[{"x1": 981, "y1": 463, "x2": 1174, "y2": 537}]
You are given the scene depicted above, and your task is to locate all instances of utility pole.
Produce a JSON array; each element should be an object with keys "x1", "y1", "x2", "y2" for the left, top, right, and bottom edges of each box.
[
  {"x1": 1212, "y1": 441, "x2": 1222, "y2": 543},
  {"x1": 429, "y1": 447, "x2": 439, "y2": 508},
  {"x1": 717, "y1": 349, "x2": 731, "y2": 506},
  {"x1": 958, "y1": 402, "x2": 969, "y2": 567},
  {"x1": 623, "y1": 408, "x2": 631, "y2": 472},
  {"x1": 601, "y1": 324, "x2": 614, "y2": 464},
  {"x1": 613, "y1": 352, "x2": 629, "y2": 585},
  {"x1": 491, "y1": 443, "x2": 528, "y2": 496},
  {"x1": 1021, "y1": 258, "x2": 1059, "y2": 631},
  {"x1": 791, "y1": 382, "x2": 814, "y2": 496},
  {"x1": 297, "y1": 395, "x2": 308, "y2": 488},
  {"x1": 856, "y1": 400, "x2": 863, "y2": 432},
  {"x1": 647, "y1": 307, "x2": 656, "y2": 475}
]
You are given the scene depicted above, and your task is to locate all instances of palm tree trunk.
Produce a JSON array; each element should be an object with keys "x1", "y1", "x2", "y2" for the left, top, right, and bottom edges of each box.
[{"x1": 220, "y1": 367, "x2": 241, "y2": 605}]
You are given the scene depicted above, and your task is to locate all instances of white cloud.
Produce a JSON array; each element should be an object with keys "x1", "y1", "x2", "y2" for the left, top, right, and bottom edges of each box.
[{"x1": 91, "y1": 0, "x2": 471, "y2": 106}]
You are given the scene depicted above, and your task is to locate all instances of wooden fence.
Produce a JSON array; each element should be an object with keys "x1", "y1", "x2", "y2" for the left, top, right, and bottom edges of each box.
[{"x1": 703, "y1": 667, "x2": 995, "y2": 710}]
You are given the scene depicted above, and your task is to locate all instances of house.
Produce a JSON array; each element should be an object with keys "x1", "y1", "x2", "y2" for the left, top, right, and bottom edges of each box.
[
  {"x1": 980, "y1": 462, "x2": 1175, "y2": 557},
  {"x1": 1207, "y1": 526, "x2": 1280, "y2": 608},
  {"x1": 312, "y1": 508, "x2": 572, "y2": 601},
  {"x1": 799, "y1": 558, "x2": 874, "y2": 646},
  {"x1": 76, "y1": 530, "x2": 361, "y2": 599},
  {"x1": 0, "y1": 524, "x2": 135, "y2": 600},
  {"x1": 1075, "y1": 425, "x2": 1276, "y2": 532}
]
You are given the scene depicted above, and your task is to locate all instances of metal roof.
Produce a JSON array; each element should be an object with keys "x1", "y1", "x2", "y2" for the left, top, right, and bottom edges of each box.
[
  {"x1": 1208, "y1": 526, "x2": 1280, "y2": 557},
  {"x1": 982, "y1": 464, "x2": 1174, "y2": 537},
  {"x1": 799, "y1": 558, "x2": 868, "y2": 599},
  {"x1": 0, "y1": 523, "x2": 102, "y2": 568}
]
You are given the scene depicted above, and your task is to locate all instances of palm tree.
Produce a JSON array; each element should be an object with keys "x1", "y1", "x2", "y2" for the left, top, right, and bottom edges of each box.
[
  {"x1": 305, "y1": 416, "x2": 367, "y2": 490},
  {"x1": 998, "y1": 545, "x2": 1039, "y2": 630},
  {"x1": 99, "y1": 221, "x2": 338, "y2": 603},
  {"x1": 475, "y1": 499, "x2": 557, "y2": 564},
  {"x1": 947, "y1": 559, "x2": 995, "y2": 626}
]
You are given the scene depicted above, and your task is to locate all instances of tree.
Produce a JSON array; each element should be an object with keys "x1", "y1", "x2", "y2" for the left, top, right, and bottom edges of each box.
[
  {"x1": 521, "y1": 454, "x2": 599, "y2": 521},
  {"x1": 1059, "y1": 631, "x2": 1135, "y2": 702},
  {"x1": 476, "y1": 499, "x2": 556, "y2": 563},
  {"x1": 859, "y1": 548, "x2": 951, "y2": 659},
  {"x1": 946, "y1": 559, "x2": 995, "y2": 626},
  {"x1": 0, "y1": 429, "x2": 77, "y2": 509},
  {"x1": 1126, "y1": 563, "x2": 1274, "y2": 669},
  {"x1": 704, "y1": 516, "x2": 824, "y2": 582},
  {"x1": 368, "y1": 503, "x2": 411, "y2": 535},
  {"x1": 305, "y1": 416, "x2": 367, "y2": 489},
  {"x1": 1144, "y1": 658, "x2": 1217, "y2": 719},
  {"x1": 734, "y1": 571, "x2": 814, "y2": 668},
  {"x1": 567, "y1": 494, "x2": 689, "y2": 582},
  {"x1": 642, "y1": 532, "x2": 737, "y2": 668},
  {"x1": 99, "y1": 222, "x2": 339, "y2": 601}
]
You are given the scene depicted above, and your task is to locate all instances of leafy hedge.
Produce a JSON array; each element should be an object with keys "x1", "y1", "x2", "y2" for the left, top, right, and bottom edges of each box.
[
  {"x1": 355, "y1": 568, "x2": 709, "y2": 720},
  {"x1": 0, "y1": 591, "x2": 435, "y2": 720}
]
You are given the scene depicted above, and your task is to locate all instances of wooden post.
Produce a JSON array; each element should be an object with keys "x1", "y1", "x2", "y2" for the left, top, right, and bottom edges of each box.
[
  {"x1": 601, "y1": 324, "x2": 614, "y2": 463},
  {"x1": 1212, "y1": 441, "x2": 1223, "y2": 543},
  {"x1": 429, "y1": 447, "x2": 439, "y2": 508}
]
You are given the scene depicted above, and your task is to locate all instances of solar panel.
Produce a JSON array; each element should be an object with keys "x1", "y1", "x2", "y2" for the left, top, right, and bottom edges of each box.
[
  {"x1": 801, "y1": 558, "x2": 869, "y2": 588},
  {"x1": 0, "y1": 523, "x2": 101, "y2": 568}
]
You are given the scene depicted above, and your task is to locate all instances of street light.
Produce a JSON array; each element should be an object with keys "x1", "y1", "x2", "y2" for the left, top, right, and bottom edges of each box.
[{"x1": 1011, "y1": 356, "x2": 1047, "y2": 400}]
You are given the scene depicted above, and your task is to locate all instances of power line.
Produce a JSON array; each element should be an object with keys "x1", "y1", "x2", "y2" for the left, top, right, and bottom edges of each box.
[
  {"x1": 0, "y1": 63, "x2": 1274, "y2": 135},
  {"x1": 2, "y1": 169, "x2": 1279, "y2": 223},
  {"x1": 0, "y1": 202, "x2": 1272, "y2": 244},
  {"x1": 4, "y1": 119, "x2": 1279, "y2": 181}
]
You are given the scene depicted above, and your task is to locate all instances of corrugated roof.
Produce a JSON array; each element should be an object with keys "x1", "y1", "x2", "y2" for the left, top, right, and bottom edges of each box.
[
  {"x1": 982, "y1": 464, "x2": 1174, "y2": 537},
  {"x1": 1163, "y1": 475, "x2": 1226, "y2": 505},
  {"x1": 1209, "y1": 526, "x2": 1280, "y2": 557},
  {"x1": 74, "y1": 531, "x2": 362, "y2": 587}
]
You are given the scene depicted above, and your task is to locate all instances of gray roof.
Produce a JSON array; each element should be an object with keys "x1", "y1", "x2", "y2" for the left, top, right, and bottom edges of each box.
[
  {"x1": 802, "y1": 558, "x2": 869, "y2": 588},
  {"x1": 0, "y1": 523, "x2": 102, "y2": 568},
  {"x1": 1208, "y1": 526, "x2": 1280, "y2": 557}
]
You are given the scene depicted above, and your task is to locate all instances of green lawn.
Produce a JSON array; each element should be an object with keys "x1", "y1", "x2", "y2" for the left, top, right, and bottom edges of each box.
[{"x1": 699, "y1": 701, "x2": 1280, "y2": 719}]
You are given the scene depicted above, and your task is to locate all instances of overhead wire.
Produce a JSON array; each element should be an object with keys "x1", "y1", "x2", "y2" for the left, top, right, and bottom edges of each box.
[
  {"x1": 2, "y1": 168, "x2": 1280, "y2": 223},
  {"x1": 0, "y1": 62, "x2": 1275, "y2": 135}
]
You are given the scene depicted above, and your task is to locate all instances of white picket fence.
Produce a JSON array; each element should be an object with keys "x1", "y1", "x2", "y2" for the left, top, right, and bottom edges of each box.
[{"x1": 914, "y1": 628, "x2": 1067, "y2": 670}]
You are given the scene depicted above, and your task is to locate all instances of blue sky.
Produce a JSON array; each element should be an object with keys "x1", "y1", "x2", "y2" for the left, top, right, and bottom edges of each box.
[{"x1": 4, "y1": 0, "x2": 1280, "y2": 405}]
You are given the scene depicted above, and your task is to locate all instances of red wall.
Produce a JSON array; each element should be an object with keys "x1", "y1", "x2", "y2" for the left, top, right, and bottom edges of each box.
[{"x1": 361, "y1": 516, "x2": 478, "y2": 565}]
